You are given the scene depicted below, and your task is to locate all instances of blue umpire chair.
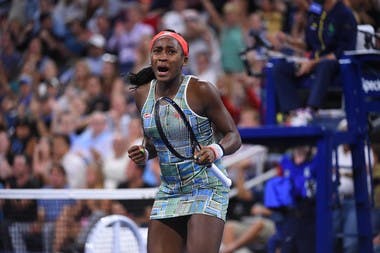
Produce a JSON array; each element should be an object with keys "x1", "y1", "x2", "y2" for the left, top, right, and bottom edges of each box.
[{"x1": 239, "y1": 42, "x2": 380, "y2": 253}]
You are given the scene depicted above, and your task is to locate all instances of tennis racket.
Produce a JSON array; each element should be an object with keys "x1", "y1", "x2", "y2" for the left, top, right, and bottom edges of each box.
[{"x1": 154, "y1": 96, "x2": 232, "y2": 187}]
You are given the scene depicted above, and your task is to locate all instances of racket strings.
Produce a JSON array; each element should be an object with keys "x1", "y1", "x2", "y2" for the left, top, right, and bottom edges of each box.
[{"x1": 157, "y1": 101, "x2": 193, "y2": 159}]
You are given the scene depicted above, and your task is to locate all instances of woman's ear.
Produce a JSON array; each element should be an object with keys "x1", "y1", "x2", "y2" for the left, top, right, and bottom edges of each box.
[{"x1": 183, "y1": 56, "x2": 189, "y2": 66}]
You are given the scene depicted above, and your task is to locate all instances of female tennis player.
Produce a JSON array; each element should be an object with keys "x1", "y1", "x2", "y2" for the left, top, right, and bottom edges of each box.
[{"x1": 127, "y1": 30, "x2": 241, "y2": 253}]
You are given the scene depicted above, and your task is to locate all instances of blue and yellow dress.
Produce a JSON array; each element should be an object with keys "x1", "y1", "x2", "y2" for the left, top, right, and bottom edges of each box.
[{"x1": 141, "y1": 75, "x2": 229, "y2": 221}]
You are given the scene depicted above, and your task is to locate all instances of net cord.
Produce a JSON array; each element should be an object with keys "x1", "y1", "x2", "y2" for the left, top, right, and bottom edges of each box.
[{"x1": 0, "y1": 188, "x2": 158, "y2": 199}]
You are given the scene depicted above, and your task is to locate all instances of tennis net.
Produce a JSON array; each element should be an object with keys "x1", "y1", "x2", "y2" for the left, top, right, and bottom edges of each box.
[{"x1": 0, "y1": 188, "x2": 156, "y2": 253}]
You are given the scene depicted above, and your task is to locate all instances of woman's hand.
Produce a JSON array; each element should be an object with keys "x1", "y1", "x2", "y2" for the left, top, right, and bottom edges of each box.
[
  {"x1": 194, "y1": 144, "x2": 223, "y2": 165},
  {"x1": 194, "y1": 146, "x2": 215, "y2": 165},
  {"x1": 128, "y1": 145, "x2": 148, "y2": 165}
]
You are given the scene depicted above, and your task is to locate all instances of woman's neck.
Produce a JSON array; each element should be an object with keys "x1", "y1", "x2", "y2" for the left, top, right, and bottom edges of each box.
[{"x1": 156, "y1": 75, "x2": 184, "y2": 98}]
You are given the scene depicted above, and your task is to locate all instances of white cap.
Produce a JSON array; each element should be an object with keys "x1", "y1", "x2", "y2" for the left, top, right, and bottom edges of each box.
[
  {"x1": 182, "y1": 9, "x2": 200, "y2": 21},
  {"x1": 337, "y1": 119, "x2": 348, "y2": 131},
  {"x1": 88, "y1": 34, "x2": 105, "y2": 48}
]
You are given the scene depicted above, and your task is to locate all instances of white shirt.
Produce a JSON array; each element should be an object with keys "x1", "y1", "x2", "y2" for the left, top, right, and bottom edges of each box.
[
  {"x1": 102, "y1": 151, "x2": 130, "y2": 189},
  {"x1": 332, "y1": 145, "x2": 374, "y2": 196},
  {"x1": 62, "y1": 152, "x2": 87, "y2": 188}
]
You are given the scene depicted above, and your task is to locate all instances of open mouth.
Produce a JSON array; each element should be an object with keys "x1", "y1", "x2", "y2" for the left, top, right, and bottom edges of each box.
[{"x1": 157, "y1": 66, "x2": 169, "y2": 75}]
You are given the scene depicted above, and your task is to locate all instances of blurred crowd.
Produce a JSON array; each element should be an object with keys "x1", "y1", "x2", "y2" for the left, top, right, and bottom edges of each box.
[{"x1": 0, "y1": 0, "x2": 379, "y2": 252}]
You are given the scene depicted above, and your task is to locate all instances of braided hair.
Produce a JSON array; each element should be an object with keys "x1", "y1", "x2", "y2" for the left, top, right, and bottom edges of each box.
[{"x1": 125, "y1": 66, "x2": 155, "y2": 89}]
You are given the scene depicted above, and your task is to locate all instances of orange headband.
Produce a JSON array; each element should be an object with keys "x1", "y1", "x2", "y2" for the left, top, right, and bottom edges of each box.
[{"x1": 150, "y1": 31, "x2": 189, "y2": 57}]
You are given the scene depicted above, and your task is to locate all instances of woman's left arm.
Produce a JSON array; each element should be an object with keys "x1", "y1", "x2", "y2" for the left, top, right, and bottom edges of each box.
[{"x1": 189, "y1": 79, "x2": 242, "y2": 156}]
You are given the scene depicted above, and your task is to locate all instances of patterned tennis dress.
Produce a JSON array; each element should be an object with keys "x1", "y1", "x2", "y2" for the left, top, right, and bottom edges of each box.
[{"x1": 141, "y1": 75, "x2": 230, "y2": 221}]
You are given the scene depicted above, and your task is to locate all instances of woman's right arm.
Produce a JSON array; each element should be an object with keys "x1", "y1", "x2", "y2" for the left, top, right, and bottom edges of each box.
[{"x1": 127, "y1": 73, "x2": 157, "y2": 164}]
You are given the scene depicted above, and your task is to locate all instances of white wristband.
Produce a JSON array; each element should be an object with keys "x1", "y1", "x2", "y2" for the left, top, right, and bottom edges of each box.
[{"x1": 208, "y1": 143, "x2": 224, "y2": 160}]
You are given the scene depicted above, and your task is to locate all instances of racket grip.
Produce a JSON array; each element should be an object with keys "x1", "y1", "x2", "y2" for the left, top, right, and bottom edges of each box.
[{"x1": 210, "y1": 163, "x2": 232, "y2": 188}]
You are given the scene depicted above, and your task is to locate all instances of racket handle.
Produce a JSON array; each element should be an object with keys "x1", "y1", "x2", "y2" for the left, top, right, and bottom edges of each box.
[{"x1": 210, "y1": 163, "x2": 232, "y2": 188}]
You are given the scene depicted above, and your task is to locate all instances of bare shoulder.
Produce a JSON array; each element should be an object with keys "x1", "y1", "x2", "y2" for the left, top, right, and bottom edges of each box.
[
  {"x1": 188, "y1": 76, "x2": 219, "y2": 97},
  {"x1": 187, "y1": 76, "x2": 221, "y2": 115}
]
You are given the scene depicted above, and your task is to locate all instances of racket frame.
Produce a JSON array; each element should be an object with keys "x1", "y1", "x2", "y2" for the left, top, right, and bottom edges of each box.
[{"x1": 154, "y1": 96, "x2": 232, "y2": 187}]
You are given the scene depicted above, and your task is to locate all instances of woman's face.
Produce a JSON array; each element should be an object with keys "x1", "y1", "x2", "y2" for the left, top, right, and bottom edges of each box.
[{"x1": 150, "y1": 37, "x2": 187, "y2": 82}]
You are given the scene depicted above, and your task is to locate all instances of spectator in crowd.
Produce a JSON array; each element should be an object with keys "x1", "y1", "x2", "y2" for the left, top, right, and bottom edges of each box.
[
  {"x1": 221, "y1": 204, "x2": 275, "y2": 253},
  {"x1": 6, "y1": 17, "x2": 34, "y2": 53},
  {"x1": 15, "y1": 74, "x2": 34, "y2": 111},
  {"x1": 130, "y1": 31, "x2": 153, "y2": 86},
  {"x1": 9, "y1": 116, "x2": 38, "y2": 159},
  {"x1": 32, "y1": 136, "x2": 53, "y2": 185},
  {"x1": 83, "y1": 0, "x2": 107, "y2": 31},
  {"x1": 240, "y1": 11, "x2": 269, "y2": 76},
  {"x1": 105, "y1": 93, "x2": 131, "y2": 135},
  {"x1": 50, "y1": 109, "x2": 79, "y2": 144},
  {"x1": 85, "y1": 33, "x2": 107, "y2": 76},
  {"x1": 29, "y1": 91, "x2": 56, "y2": 136},
  {"x1": 85, "y1": 161, "x2": 106, "y2": 189},
  {"x1": 265, "y1": 145, "x2": 317, "y2": 253},
  {"x1": 218, "y1": 74, "x2": 263, "y2": 124},
  {"x1": 51, "y1": 133, "x2": 87, "y2": 188},
  {"x1": 38, "y1": 58, "x2": 62, "y2": 100},
  {"x1": 51, "y1": 0, "x2": 85, "y2": 39},
  {"x1": 201, "y1": 0, "x2": 247, "y2": 74},
  {"x1": 19, "y1": 36, "x2": 49, "y2": 83},
  {"x1": 100, "y1": 53, "x2": 123, "y2": 97},
  {"x1": 194, "y1": 49, "x2": 219, "y2": 85},
  {"x1": 273, "y1": 0, "x2": 357, "y2": 126},
  {"x1": 36, "y1": 163, "x2": 76, "y2": 253},
  {"x1": 0, "y1": 128, "x2": 12, "y2": 182},
  {"x1": 275, "y1": 0, "x2": 308, "y2": 49},
  {"x1": 0, "y1": 61, "x2": 10, "y2": 99},
  {"x1": 139, "y1": 0, "x2": 163, "y2": 33},
  {"x1": 102, "y1": 132, "x2": 130, "y2": 189},
  {"x1": 63, "y1": 17, "x2": 92, "y2": 58},
  {"x1": 37, "y1": 11, "x2": 69, "y2": 67},
  {"x1": 61, "y1": 59, "x2": 91, "y2": 93},
  {"x1": 0, "y1": 94, "x2": 18, "y2": 132},
  {"x1": 83, "y1": 74, "x2": 110, "y2": 114},
  {"x1": 89, "y1": 12, "x2": 113, "y2": 41},
  {"x1": 107, "y1": 2, "x2": 154, "y2": 74},
  {"x1": 67, "y1": 93, "x2": 90, "y2": 132},
  {"x1": 182, "y1": 8, "x2": 222, "y2": 82},
  {"x1": 1, "y1": 154, "x2": 41, "y2": 252},
  {"x1": 238, "y1": 106, "x2": 262, "y2": 128},
  {"x1": 159, "y1": 0, "x2": 189, "y2": 35},
  {"x1": 0, "y1": 30, "x2": 22, "y2": 84},
  {"x1": 71, "y1": 110, "x2": 113, "y2": 163},
  {"x1": 257, "y1": 0, "x2": 285, "y2": 35},
  {"x1": 349, "y1": 0, "x2": 379, "y2": 26}
]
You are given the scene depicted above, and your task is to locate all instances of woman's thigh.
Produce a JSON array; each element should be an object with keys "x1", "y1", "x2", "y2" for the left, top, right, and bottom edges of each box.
[
  {"x1": 186, "y1": 214, "x2": 225, "y2": 253},
  {"x1": 147, "y1": 217, "x2": 188, "y2": 253}
]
